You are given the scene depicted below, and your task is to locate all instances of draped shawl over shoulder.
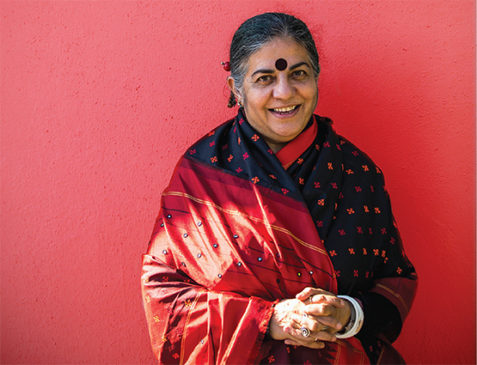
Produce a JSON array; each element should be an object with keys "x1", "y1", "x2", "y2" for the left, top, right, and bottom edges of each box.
[{"x1": 142, "y1": 110, "x2": 417, "y2": 364}]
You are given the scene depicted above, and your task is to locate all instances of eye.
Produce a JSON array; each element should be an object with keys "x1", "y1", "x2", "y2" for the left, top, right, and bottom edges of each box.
[
  {"x1": 292, "y1": 70, "x2": 308, "y2": 79},
  {"x1": 255, "y1": 75, "x2": 273, "y2": 84}
]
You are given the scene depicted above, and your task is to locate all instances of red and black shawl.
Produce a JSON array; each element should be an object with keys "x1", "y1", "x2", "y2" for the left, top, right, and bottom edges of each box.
[{"x1": 142, "y1": 109, "x2": 417, "y2": 364}]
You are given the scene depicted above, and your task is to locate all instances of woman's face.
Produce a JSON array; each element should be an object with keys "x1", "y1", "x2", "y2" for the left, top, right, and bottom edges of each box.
[{"x1": 230, "y1": 37, "x2": 318, "y2": 151}]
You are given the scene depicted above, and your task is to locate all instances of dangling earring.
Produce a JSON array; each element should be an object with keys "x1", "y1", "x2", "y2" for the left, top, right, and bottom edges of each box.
[{"x1": 238, "y1": 99, "x2": 243, "y2": 107}]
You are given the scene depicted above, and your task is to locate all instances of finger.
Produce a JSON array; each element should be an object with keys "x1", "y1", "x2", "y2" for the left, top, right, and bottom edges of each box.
[
  {"x1": 301, "y1": 309, "x2": 343, "y2": 331},
  {"x1": 296, "y1": 287, "x2": 331, "y2": 300},
  {"x1": 304, "y1": 303, "x2": 335, "y2": 317},
  {"x1": 285, "y1": 338, "x2": 325, "y2": 349},
  {"x1": 309, "y1": 294, "x2": 345, "y2": 308},
  {"x1": 288, "y1": 313, "x2": 339, "y2": 341},
  {"x1": 289, "y1": 310, "x2": 330, "y2": 335},
  {"x1": 282, "y1": 314, "x2": 306, "y2": 338},
  {"x1": 315, "y1": 316, "x2": 343, "y2": 331},
  {"x1": 295, "y1": 287, "x2": 315, "y2": 300},
  {"x1": 313, "y1": 329, "x2": 337, "y2": 343}
]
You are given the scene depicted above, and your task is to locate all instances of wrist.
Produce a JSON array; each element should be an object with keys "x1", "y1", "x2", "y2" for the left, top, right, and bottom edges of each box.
[{"x1": 336, "y1": 296, "x2": 364, "y2": 339}]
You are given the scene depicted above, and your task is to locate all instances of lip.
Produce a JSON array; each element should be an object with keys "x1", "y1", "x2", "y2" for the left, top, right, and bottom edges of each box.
[{"x1": 268, "y1": 104, "x2": 301, "y2": 118}]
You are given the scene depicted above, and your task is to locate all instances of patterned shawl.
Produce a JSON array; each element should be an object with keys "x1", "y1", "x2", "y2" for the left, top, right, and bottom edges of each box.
[{"x1": 142, "y1": 109, "x2": 417, "y2": 364}]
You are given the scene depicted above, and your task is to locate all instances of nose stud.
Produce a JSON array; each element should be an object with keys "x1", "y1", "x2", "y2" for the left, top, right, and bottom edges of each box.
[{"x1": 275, "y1": 58, "x2": 287, "y2": 71}]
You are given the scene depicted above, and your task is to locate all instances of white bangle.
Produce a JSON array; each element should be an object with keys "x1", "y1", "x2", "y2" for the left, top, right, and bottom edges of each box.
[{"x1": 335, "y1": 295, "x2": 364, "y2": 339}]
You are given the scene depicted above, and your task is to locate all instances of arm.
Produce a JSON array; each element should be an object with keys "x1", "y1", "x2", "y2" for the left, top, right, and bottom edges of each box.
[
  {"x1": 357, "y1": 187, "x2": 417, "y2": 343},
  {"x1": 290, "y1": 179, "x2": 417, "y2": 348},
  {"x1": 141, "y1": 253, "x2": 276, "y2": 364}
]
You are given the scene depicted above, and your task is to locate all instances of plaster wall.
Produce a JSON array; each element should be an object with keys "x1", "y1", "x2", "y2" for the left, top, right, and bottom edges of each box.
[{"x1": 1, "y1": 1, "x2": 475, "y2": 363}]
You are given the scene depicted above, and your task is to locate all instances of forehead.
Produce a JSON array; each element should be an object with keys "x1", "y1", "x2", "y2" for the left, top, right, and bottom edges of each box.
[{"x1": 246, "y1": 37, "x2": 310, "y2": 73}]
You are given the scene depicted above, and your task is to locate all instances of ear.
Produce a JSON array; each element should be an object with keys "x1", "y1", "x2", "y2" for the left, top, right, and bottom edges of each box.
[{"x1": 227, "y1": 76, "x2": 241, "y2": 100}]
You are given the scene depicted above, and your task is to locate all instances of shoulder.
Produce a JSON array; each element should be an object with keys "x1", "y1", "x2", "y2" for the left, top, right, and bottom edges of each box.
[
  {"x1": 322, "y1": 120, "x2": 386, "y2": 186},
  {"x1": 184, "y1": 117, "x2": 236, "y2": 160}
]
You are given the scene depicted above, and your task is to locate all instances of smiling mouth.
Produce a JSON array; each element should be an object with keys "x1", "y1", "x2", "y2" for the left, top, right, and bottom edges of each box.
[{"x1": 269, "y1": 105, "x2": 300, "y2": 115}]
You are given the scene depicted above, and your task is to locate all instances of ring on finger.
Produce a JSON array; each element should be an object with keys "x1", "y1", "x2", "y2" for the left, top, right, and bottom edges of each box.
[{"x1": 300, "y1": 327, "x2": 311, "y2": 338}]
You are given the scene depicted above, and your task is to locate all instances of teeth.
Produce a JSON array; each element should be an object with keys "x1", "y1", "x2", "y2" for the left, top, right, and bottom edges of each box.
[{"x1": 273, "y1": 105, "x2": 297, "y2": 112}]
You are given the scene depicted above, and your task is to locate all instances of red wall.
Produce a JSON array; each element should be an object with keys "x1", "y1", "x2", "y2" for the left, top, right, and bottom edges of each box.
[{"x1": 1, "y1": 1, "x2": 475, "y2": 364}]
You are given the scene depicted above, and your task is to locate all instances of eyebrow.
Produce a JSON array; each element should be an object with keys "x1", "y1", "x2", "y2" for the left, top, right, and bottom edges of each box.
[{"x1": 250, "y1": 61, "x2": 311, "y2": 78}]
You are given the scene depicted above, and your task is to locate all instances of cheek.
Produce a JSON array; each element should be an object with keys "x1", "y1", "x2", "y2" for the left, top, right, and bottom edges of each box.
[
  {"x1": 245, "y1": 89, "x2": 269, "y2": 109},
  {"x1": 304, "y1": 85, "x2": 318, "y2": 104}
]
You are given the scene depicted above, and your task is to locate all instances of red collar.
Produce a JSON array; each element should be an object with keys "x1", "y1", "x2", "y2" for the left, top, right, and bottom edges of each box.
[{"x1": 275, "y1": 116, "x2": 318, "y2": 170}]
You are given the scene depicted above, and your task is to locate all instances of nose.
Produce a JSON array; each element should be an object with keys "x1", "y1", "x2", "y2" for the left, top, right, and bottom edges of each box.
[{"x1": 272, "y1": 75, "x2": 294, "y2": 100}]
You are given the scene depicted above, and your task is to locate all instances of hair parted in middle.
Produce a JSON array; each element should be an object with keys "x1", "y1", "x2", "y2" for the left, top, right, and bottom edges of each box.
[{"x1": 227, "y1": 12, "x2": 320, "y2": 108}]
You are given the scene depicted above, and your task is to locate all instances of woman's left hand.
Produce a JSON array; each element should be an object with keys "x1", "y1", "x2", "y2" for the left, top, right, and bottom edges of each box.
[{"x1": 296, "y1": 287, "x2": 352, "y2": 335}]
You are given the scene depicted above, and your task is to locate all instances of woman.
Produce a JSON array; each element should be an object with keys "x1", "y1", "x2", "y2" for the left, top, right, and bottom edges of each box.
[{"x1": 142, "y1": 12, "x2": 417, "y2": 364}]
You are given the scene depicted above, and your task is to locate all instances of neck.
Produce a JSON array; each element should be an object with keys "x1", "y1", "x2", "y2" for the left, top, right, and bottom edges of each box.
[{"x1": 266, "y1": 140, "x2": 287, "y2": 153}]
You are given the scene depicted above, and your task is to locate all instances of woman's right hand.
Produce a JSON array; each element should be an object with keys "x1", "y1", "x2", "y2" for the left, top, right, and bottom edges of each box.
[{"x1": 269, "y1": 298, "x2": 342, "y2": 349}]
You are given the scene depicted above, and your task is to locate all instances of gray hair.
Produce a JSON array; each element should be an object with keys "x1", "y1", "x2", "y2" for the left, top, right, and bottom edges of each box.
[{"x1": 228, "y1": 12, "x2": 320, "y2": 107}]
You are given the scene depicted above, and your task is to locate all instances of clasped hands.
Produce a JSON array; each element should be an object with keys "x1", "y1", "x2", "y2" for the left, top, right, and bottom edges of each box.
[{"x1": 269, "y1": 287, "x2": 351, "y2": 349}]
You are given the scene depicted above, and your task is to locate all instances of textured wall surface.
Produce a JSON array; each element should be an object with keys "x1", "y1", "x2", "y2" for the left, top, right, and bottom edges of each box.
[{"x1": 1, "y1": 1, "x2": 475, "y2": 364}]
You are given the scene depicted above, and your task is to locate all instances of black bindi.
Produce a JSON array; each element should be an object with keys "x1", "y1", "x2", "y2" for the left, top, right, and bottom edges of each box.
[{"x1": 275, "y1": 58, "x2": 287, "y2": 71}]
